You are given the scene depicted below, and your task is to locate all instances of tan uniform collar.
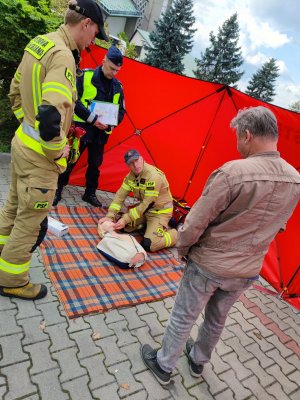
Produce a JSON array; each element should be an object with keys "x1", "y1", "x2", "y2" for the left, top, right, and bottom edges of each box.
[{"x1": 57, "y1": 24, "x2": 79, "y2": 53}]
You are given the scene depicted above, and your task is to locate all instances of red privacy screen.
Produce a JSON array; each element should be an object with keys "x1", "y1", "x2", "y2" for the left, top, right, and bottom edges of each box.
[{"x1": 70, "y1": 45, "x2": 300, "y2": 309}]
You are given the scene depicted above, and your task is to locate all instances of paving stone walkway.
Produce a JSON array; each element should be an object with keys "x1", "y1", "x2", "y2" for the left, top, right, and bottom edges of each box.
[{"x1": 0, "y1": 153, "x2": 300, "y2": 400}]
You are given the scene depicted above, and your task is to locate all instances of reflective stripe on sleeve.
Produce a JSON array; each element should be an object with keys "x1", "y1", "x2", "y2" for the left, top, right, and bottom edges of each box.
[
  {"x1": 14, "y1": 108, "x2": 24, "y2": 120},
  {"x1": 149, "y1": 207, "x2": 173, "y2": 214},
  {"x1": 130, "y1": 207, "x2": 139, "y2": 220},
  {"x1": 121, "y1": 182, "x2": 131, "y2": 191},
  {"x1": 32, "y1": 63, "x2": 42, "y2": 119},
  {"x1": 14, "y1": 70, "x2": 21, "y2": 83},
  {"x1": 87, "y1": 112, "x2": 97, "y2": 123},
  {"x1": 109, "y1": 203, "x2": 121, "y2": 212},
  {"x1": 164, "y1": 232, "x2": 172, "y2": 247},
  {"x1": 145, "y1": 190, "x2": 159, "y2": 197},
  {"x1": 113, "y1": 93, "x2": 120, "y2": 104},
  {"x1": 42, "y1": 82, "x2": 72, "y2": 104}
]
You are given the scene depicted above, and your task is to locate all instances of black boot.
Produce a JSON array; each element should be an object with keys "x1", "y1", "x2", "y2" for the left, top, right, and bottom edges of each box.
[
  {"x1": 82, "y1": 193, "x2": 102, "y2": 207},
  {"x1": 53, "y1": 188, "x2": 63, "y2": 206},
  {"x1": 141, "y1": 344, "x2": 171, "y2": 385}
]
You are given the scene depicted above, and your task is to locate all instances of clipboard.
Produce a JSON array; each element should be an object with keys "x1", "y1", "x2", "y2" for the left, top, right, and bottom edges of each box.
[{"x1": 90, "y1": 101, "x2": 119, "y2": 126}]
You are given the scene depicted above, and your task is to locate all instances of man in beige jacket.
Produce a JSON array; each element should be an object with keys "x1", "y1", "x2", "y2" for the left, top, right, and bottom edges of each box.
[{"x1": 141, "y1": 106, "x2": 300, "y2": 385}]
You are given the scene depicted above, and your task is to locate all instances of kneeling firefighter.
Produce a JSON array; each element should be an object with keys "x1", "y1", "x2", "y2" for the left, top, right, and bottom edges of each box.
[{"x1": 100, "y1": 150, "x2": 178, "y2": 252}]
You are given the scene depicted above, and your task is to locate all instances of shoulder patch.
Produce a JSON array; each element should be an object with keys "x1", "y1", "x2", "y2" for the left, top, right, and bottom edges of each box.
[
  {"x1": 25, "y1": 35, "x2": 55, "y2": 60},
  {"x1": 65, "y1": 68, "x2": 75, "y2": 89}
]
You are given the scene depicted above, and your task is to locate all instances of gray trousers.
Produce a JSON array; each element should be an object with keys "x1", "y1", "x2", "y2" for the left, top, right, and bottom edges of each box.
[{"x1": 157, "y1": 259, "x2": 254, "y2": 372}]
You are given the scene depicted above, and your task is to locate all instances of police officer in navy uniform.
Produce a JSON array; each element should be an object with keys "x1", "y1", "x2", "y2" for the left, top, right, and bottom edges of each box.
[{"x1": 53, "y1": 45, "x2": 125, "y2": 207}]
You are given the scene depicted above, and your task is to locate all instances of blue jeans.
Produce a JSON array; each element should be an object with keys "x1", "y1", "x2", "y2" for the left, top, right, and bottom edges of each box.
[{"x1": 157, "y1": 259, "x2": 254, "y2": 372}]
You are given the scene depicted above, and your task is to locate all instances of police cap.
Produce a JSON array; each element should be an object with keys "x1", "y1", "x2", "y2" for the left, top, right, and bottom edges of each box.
[{"x1": 107, "y1": 46, "x2": 123, "y2": 67}]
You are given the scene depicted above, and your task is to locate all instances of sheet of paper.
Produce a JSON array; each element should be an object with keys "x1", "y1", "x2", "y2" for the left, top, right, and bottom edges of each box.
[{"x1": 90, "y1": 101, "x2": 119, "y2": 126}]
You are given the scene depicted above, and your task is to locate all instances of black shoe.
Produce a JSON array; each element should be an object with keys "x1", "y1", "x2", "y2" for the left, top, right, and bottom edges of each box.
[
  {"x1": 82, "y1": 193, "x2": 102, "y2": 207},
  {"x1": 53, "y1": 189, "x2": 62, "y2": 206},
  {"x1": 141, "y1": 344, "x2": 171, "y2": 385},
  {"x1": 185, "y1": 338, "x2": 203, "y2": 378}
]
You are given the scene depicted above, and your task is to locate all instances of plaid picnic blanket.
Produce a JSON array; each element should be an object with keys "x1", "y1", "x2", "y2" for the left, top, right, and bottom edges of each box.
[{"x1": 40, "y1": 206, "x2": 183, "y2": 318}]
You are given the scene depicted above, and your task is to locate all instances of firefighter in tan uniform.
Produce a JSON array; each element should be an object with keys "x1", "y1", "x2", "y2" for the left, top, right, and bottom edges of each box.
[
  {"x1": 0, "y1": 0, "x2": 108, "y2": 301},
  {"x1": 101, "y1": 150, "x2": 178, "y2": 252}
]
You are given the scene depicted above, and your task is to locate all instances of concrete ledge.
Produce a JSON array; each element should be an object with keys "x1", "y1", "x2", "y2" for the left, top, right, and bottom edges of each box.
[{"x1": 0, "y1": 152, "x2": 11, "y2": 162}]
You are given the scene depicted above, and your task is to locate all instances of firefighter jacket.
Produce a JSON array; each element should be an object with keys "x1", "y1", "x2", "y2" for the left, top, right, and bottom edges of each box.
[
  {"x1": 107, "y1": 162, "x2": 174, "y2": 225},
  {"x1": 73, "y1": 67, "x2": 125, "y2": 145},
  {"x1": 8, "y1": 25, "x2": 78, "y2": 178}
]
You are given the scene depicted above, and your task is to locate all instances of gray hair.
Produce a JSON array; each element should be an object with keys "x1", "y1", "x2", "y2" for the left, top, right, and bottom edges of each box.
[{"x1": 230, "y1": 106, "x2": 278, "y2": 140}]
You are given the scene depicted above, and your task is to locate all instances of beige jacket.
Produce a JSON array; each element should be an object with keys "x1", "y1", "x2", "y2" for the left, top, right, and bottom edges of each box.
[
  {"x1": 107, "y1": 162, "x2": 173, "y2": 224},
  {"x1": 177, "y1": 152, "x2": 300, "y2": 278},
  {"x1": 9, "y1": 25, "x2": 78, "y2": 180}
]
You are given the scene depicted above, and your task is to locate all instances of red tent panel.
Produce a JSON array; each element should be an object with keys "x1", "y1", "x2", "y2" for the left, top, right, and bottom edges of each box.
[
  {"x1": 261, "y1": 203, "x2": 300, "y2": 310},
  {"x1": 71, "y1": 45, "x2": 300, "y2": 310}
]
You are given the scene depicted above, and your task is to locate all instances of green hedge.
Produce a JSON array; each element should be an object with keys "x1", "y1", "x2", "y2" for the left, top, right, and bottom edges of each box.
[{"x1": 0, "y1": 0, "x2": 61, "y2": 152}]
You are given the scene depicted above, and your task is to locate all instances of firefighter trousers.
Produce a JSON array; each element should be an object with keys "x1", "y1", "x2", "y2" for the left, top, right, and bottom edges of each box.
[
  {"x1": 0, "y1": 151, "x2": 56, "y2": 287},
  {"x1": 126, "y1": 213, "x2": 177, "y2": 252}
]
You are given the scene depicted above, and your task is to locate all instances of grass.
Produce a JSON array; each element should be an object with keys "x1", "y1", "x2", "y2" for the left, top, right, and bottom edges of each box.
[
  {"x1": 0, "y1": 93, "x2": 18, "y2": 153},
  {"x1": 0, "y1": 113, "x2": 17, "y2": 153},
  {"x1": 0, "y1": 125, "x2": 13, "y2": 153},
  {"x1": 0, "y1": 142, "x2": 11, "y2": 153}
]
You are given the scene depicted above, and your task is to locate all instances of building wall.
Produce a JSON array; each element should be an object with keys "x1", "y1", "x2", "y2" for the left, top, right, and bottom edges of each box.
[
  {"x1": 105, "y1": 0, "x2": 173, "y2": 40},
  {"x1": 124, "y1": 18, "x2": 140, "y2": 39},
  {"x1": 134, "y1": 0, "x2": 173, "y2": 32},
  {"x1": 130, "y1": 31, "x2": 150, "y2": 60},
  {"x1": 106, "y1": 16, "x2": 127, "y2": 37}
]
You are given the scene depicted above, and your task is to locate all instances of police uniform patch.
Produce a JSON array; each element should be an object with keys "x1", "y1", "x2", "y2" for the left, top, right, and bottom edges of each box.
[
  {"x1": 65, "y1": 68, "x2": 75, "y2": 89},
  {"x1": 25, "y1": 35, "x2": 55, "y2": 60},
  {"x1": 34, "y1": 201, "x2": 49, "y2": 209}
]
